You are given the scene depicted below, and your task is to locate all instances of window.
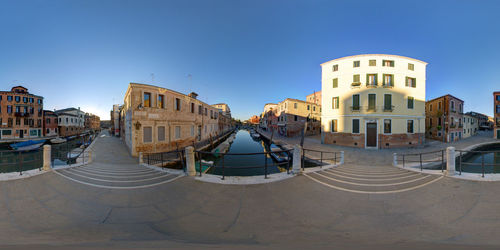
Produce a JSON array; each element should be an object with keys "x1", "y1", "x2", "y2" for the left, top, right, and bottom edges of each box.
[
  {"x1": 352, "y1": 119, "x2": 359, "y2": 134},
  {"x1": 158, "y1": 95, "x2": 164, "y2": 108},
  {"x1": 313, "y1": 106, "x2": 316, "y2": 111},
  {"x1": 15, "y1": 106, "x2": 20, "y2": 113},
  {"x1": 366, "y1": 74, "x2": 377, "y2": 86},
  {"x1": 459, "y1": 103, "x2": 462, "y2": 113},
  {"x1": 23, "y1": 107, "x2": 27, "y2": 113},
  {"x1": 382, "y1": 60, "x2": 394, "y2": 67},
  {"x1": 408, "y1": 96, "x2": 414, "y2": 109},
  {"x1": 496, "y1": 95, "x2": 500, "y2": 101},
  {"x1": 368, "y1": 94, "x2": 376, "y2": 111},
  {"x1": 349, "y1": 75, "x2": 359, "y2": 85},
  {"x1": 15, "y1": 96, "x2": 20, "y2": 102},
  {"x1": 191, "y1": 125, "x2": 195, "y2": 136},
  {"x1": 353, "y1": 61, "x2": 360, "y2": 67},
  {"x1": 369, "y1": 60, "x2": 376, "y2": 66},
  {"x1": 438, "y1": 117, "x2": 442, "y2": 126},
  {"x1": 191, "y1": 103, "x2": 195, "y2": 113},
  {"x1": 384, "y1": 94, "x2": 392, "y2": 111},
  {"x1": 429, "y1": 104, "x2": 432, "y2": 111},
  {"x1": 23, "y1": 97, "x2": 27, "y2": 103},
  {"x1": 7, "y1": 96, "x2": 12, "y2": 101},
  {"x1": 405, "y1": 77, "x2": 416, "y2": 88},
  {"x1": 438, "y1": 102, "x2": 441, "y2": 110},
  {"x1": 451, "y1": 100, "x2": 455, "y2": 111},
  {"x1": 294, "y1": 115, "x2": 298, "y2": 121},
  {"x1": 204, "y1": 108, "x2": 207, "y2": 116},
  {"x1": 294, "y1": 103, "x2": 297, "y2": 109},
  {"x1": 175, "y1": 126, "x2": 181, "y2": 139},
  {"x1": 331, "y1": 119, "x2": 338, "y2": 132},
  {"x1": 384, "y1": 119, "x2": 391, "y2": 134},
  {"x1": 143, "y1": 127, "x2": 152, "y2": 143},
  {"x1": 408, "y1": 63, "x2": 414, "y2": 71},
  {"x1": 430, "y1": 118, "x2": 433, "y2": 127},
  {"x1": 158, "y1": 126, "x2": 165, "y2": 141},
  {"x1": 15, "y1": 118, "x2": 20, "y2": 125},
  {"x1": 332, "y1": 64, "x2": 338, "y2": 72},
  {"x1": 332, "y1": 78, "x2": 338, "y2": 88},
  {"x1": 144, "y1": 92, "x2": 151, "y2": 107},
  {"x1": 352, "y1": 94, "x2": 360, "y2": 111},
  {"x1": 407, "y1": 120, "x2": 414, "y2": 133},
  {"x1": 175, "y1": 98, "x2": 181, "y2": 111},
  {"x1": 198, "y1": 105, "x2": 202, "y2": 115},
  {"x1": 307, "y1": 105, "x2": 310, "y2": 110},
  {"x1": 383, "y1": 74, "x2": 393, "y2": 86},
  {"x1": 496, "y1": 105, "x2": 500, "y2": 114},
  {"x1": 7, "y1": 105, "x2": 12, "y2": 114},
  {"x1": 332, "y1": 97, "x2": 339, "y2": 109}
]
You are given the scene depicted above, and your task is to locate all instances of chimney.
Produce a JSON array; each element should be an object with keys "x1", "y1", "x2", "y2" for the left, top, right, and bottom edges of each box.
[{"x1": 188, "y1": 92, "x2": 198, "y2": 99}]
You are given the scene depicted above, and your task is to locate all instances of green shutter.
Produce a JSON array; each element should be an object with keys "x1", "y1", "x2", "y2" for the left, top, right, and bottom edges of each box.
[
  {"x1": 405, "y1": 77, "x2": 409, "y2": 87},
  {"x1": 332, "y1": 78, "x2": 338, "y2": 88}
]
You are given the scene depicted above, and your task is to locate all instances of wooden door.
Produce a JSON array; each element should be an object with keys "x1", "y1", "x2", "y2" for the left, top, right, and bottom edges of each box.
[{"x1": 366, "y1": 123, "x2": 377, "y2": 147}]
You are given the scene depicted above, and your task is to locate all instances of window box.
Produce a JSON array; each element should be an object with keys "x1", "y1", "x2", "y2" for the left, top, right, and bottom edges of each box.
[
  {"x1": 382, "y1": 84, "x2": 394, "y2": 88},
  {"x1": 351, "y1": 82, "x2": 361, "y2": 87}
]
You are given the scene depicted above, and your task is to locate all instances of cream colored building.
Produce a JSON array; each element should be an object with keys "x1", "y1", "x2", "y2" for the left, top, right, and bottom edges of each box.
[
  {"x1": 211, "y1": 103, "x2": 231, "y2": 117},
  {"x1": 463, "y1": 114, "x2": 478, "y2": 138},
  {"x1": 121, "y1": 83, "x2": 232, "y2": 157},
  {"x1": 321, "y1": 54, "x2": 427, "y2": 148}
]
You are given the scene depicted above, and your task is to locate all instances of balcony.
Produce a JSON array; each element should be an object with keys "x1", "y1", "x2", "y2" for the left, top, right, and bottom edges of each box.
[
  {"x1": 458, "y1": 124, "x2": 463, "y2": 128},
  {"x1": 450, "y1": 124, "x2": 456, "y2": 128},
  {"x1": 366, "y1": 83, "x2": 378, "y2": 88},
  {"x1": 382, "y1": 83, "x2": 394, "y2": 88},
  {"x1": 383, "y1": 105, "x2": 395, "y2": 112},
  {"x1": 351, "y1": 82, "x2": 361, "y2": 87},
  {"x1": 14, "y1": 112, "x2": 29, "y2": 117},
  {"x1": 367, "y1": 106, "x2": 377, "y2": 112},
  {"x1": 350, "y1": 106, "x2": 361, "y2": 112}
]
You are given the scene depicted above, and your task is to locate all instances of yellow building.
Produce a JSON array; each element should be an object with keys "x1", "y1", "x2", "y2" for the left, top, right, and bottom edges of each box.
[
  {"x1": 121, "y1": 83, "x2": 232, "y2": 157},
  {"x1": 276, "y1": 98, "x2": 321, "y2": 136},
  {"x1": 320, "y1": 54, "x2": 427, "y2": 149}
]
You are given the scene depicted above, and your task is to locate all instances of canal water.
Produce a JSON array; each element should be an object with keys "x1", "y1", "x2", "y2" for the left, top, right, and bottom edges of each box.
[
  {"x1": 458, "y1": 143, "x2": 500, "y2": 174},
  {"x1": 0, "y1": 134, "x2": 94, "y2": 173},
  {"x1": 204, "y1": 129, "x2": 290, "y2": 176}
]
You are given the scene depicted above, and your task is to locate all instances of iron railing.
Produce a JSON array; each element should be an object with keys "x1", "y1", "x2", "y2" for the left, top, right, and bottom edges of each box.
[
  {"x1": 143, "y1": 149, "x2": 186, "y2": 171},
  {"x1": 0, "y1": 148, "x2": 43, "y2": 175},
  {"x1": 399, "y1": 149, "x2": 445, "y2": 172},
  {"x1": 456, "y1": 150, "x2": 500, "y2": 177},
  {"x1": 195, "y1": 149, "x2": 293, "y2": 179},
  {"x1": 301, "y1": 148, "x2": 340, "y2": 170},
  {"x1": 51, "y1": 133, "x2": 95, "y2": 166}
]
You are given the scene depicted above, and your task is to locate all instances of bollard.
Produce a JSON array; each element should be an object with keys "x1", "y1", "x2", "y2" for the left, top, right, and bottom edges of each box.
[
  {"x1": 139, "y1": 152, "x2": 143, "y2": 164},
  {"x1": 43, "y1": 145, "x2": 51, "y2": 171},
  {"x1": 88, "y1": 151, "x2": 92, "y2": 163},
  {"x1": 292, "y1": 145, "x2": 302, "y2": 174},
  {"x1": 340, "y1": 151, "x2": 344, "y2": 165},
  {"x1": 446, "y1": 146, "x2": 455, "y2": 176},
  {"x1": 185, "y1": 146, "x2": 196, "y2": 176},
  {"x1": 393, "y1": 153, "x2": 397, "y2": 167}
]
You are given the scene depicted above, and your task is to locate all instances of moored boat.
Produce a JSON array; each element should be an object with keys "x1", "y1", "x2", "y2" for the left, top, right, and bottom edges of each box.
[
  {"x1": 269, "y1": 144, "x2": 288, "y2": 163},
  {"x1": 9, "y1": 140, "x2": 46, "y2": 151},
  {"x1": 50, "y1": 137, "x2": 67, "y2": 144}
]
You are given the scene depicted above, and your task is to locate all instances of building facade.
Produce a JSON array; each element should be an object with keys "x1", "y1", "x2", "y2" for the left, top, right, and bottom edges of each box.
[
  {"x1": 426, "y1": 95, "x2": 464, "y2": 143},
  {"x1": 466, "y1": 111, "x2": 490, "y2": 131},
  {"x1": 211, "y1": 103, "x2": 231, "y2": 117},
  {"x1": 321, "y1": 54, "x2": 427, "y2": 148},
  {"x1": 111, "y1": 104, "x2": 121, "y2": 136},
  {"x1": 43, "y1": 110, "x2": 58, "y2": 137},
  {"x1": 306, "y1": 91, "x2": 322, "y2": 105},
  {"x1": 84, "y1": 113, "x2": 101, "y2": 132},
  {"x1": 495, "y1": 91, "x2": 500, "y2": 139},
  {"x1": 0, "y1": 86, "x2": 44, "y2": 139},
  {"x1": 55, "y1": 108, "x2": 85, "y2": 137},
  {"x1": 462, "y1": 114, "x2": 478, "y2": 139},
  {"x1": 259, "y1": 103, "x2": 278, "y2": 131},
  {"x1": 121, "y1": 83, "x2": 232, "y2": 157},
  {"x1": 276, "y1": 98, "x2": 321, "y2": 137}
]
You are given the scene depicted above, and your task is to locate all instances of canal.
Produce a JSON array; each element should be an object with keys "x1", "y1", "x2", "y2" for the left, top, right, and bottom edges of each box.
[
  {"x1": 0, "y1": 134, "x2": 95, "y2": 173},
  {"x1": 458, "y1": 143, "x2": 500, "y2": 174},
  {"x1": 203, "y1": 129, "x2": 291, "y2": 176}
]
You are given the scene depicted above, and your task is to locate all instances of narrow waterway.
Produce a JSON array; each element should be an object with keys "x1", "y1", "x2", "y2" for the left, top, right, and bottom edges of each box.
[
  {"x1": 206, "y1": 129, "x2": 288, "y2": 176},
  {"x1": 458, "y1": 143, "x2": 500, "y2": 173}
]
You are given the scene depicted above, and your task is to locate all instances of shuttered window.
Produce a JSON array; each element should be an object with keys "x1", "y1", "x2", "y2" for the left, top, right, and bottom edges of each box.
[
  {"x1": 408, "y1": 63, "x2": 414, "y2": 71},
  {"x1": 352, "y1": 119, "x2": 359, "y2": 134},
  {"x1": 331, "y1": 119, "x2": 338, "y2": 133},
  {"x1": 408, "y1": 96, "x2": 414, "y2": 109},
  {"x1": 384, "y1": 119, "x2": 391, "y2": 134},
  {"x1": 352, "y1": 94, "x2": 360, "y2": 111},
  {"x1": 332, "y1": 97, "x2": 339, "y2": 109},
  {"x1": 407, "y1": 120, "x2": 414, "y2": 133},
  {"x1": 158, "y1": 126, "x2": 165, "y2": 141},
  {"x1": 405, "y1": 77, "x2": 416, "y2": 88},
  {"x1": 353, "y1": 74, "x2": 360, "y2": 83},
  {"x1": 175, "y1": 126, "x2": 181, "y2": 139},
  {"x1": 332, "y1": 78, "x2": 338, "y2": 88},
  {"x1": 384, "y1": 94, "x2": 392, "y2": 111},
  {"x1": 369, "y1": 60, "x2": 376, "y2": 66},
  {"x1": 368, "y1": 94, "x2": 376, "y2": 110},
  {"x1": 143, "y1": 126, "x2": 152, "y2": 143}
]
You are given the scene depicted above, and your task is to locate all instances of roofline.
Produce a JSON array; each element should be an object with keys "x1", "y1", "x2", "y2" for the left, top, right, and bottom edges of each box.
[
  {"x1": 282, "y1": 98, "x2": 321, "y2": 105},
  {"x1": 426, "y1": 94, "x2": 464, "y2": 103},
  {"x1": 320, "y1": 54, "x2": 428, "y2": 66}
]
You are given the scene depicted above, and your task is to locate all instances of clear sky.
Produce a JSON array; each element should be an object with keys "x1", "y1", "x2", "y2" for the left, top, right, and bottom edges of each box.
[{"x1": 1, "y1": 0, "x2": 499, "y2": 120}]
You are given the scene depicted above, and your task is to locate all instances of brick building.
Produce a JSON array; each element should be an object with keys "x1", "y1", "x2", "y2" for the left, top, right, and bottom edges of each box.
[
  {"x1": 275, "y1": 98, "x2": 321, "y2": 137},
  {"x1": 426, "y1": 95, "x2": 464, "y2": 142},
  {"x1": 43, "y1": 110, "x2": 58, "y2": 137},
  {"x1": 494, "y1": 91, "x2": 500, "y2": 139},
  {"x1": 306, "y1": 91, "x2": 322, "y2": 105},
  {"x1": 84, "y1": 113, "x2": 101, "y2": 132},
  {"x1": 0, "y1": 86, "x2": 44, "y2": 139}
]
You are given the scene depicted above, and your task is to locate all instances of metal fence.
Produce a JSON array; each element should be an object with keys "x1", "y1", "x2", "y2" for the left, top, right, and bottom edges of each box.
[
  {"x1": 399, "y1": 149, "x2": 445, "y2": 172},
  {"x1": 302, "y1": 148, "x2": 340, "y2": 170},
  {"x1": 457, "y1": 150, "x2": 500, "y2": 177},
  {"x1": 0, "y1": 148, "x2": 43, "y2": 175},
  {"x1": 51, "y1": 133, "x2": 95, "y2": 166},
  {"x1": 195, "y1": 149, "x2": 293, "y2": 179}
]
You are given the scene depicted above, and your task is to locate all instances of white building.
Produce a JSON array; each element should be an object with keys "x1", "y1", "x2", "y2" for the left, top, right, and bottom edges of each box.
[
  {"x1": 463, "y1": 114, "x2": 478, "y2": 138},
  {"x1": 55, "y1": 107, "x2": 85, "y2": 136}
]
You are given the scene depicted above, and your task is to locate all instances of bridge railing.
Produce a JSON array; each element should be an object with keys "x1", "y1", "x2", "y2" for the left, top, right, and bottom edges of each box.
[
  {"x1": 397, "y1": 149, "x2": 445, "y2": 172},
  {"x1": 456, "y1": 149, "x2": 500, "y2": 177},
  {"x1": 0, "y1": 148, "x2": 43, "y2": 175},
  {"x1": 301, "y1": 148, "x2": 342, "y2": 170}
]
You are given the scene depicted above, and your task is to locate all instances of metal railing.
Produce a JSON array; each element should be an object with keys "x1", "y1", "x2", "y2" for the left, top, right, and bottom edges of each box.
[
  {"x1": 195, "y1": 149, "x2": 293, "y2": 179},
  {"x1": 399, "y1": 149, "x2": 445, "y2": 172},
  {"x1": 51, "y1": 133, "x2": 95, "y2": 166},
  {"x1": 302, "y1": 148, "x2": 340, "y2": 170},
  {"x1": 456, "y1": 150, "x2": 500, "y2": 177},
  {"x1": 143, "y1": 149, "x2": 186, "y2": 171},
  {"x1": 0, "y1": 148, "x2": 43, "y2": 175}
]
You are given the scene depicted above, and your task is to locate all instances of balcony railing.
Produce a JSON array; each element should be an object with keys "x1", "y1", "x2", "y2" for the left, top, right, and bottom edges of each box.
[
  {"x1": 383, "y1": 105, "x2": 395, "y2": 112},
  {"x1": 366, "y1": 83, "x2": 378, "y2": 88},
  {"x1": 450, "y1": 124, "x2": 456, "y2": 128},
  {"x1": 14, "y1": 112, "x2": 30, "y2": 117},
  {"x1": 382, "y1": 83, "x2": 394, "y2": 88},
  {"x1": 350, "y1": 106, "x2": 361, "y2": 111},
  {"x1": 351, "y1": 82, "x2": 361, "y2": 87}
]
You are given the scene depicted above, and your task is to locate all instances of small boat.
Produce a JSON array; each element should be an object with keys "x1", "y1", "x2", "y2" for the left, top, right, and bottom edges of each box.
[
  {"x1": 10, "y1": 140, "x2": 46, "y2": 151},
  {"x1": 67, "y1": 148, "x2": 84, "y2": 159},
  {"x1": 50, "y1": 137, "x2": 67, "y2": 144},
  {"x1": 269, "y1": 145, "x2": 288, "y2": 163},
  {"x1": 250, "y1": 132, "x2": 260, "y2": 139}
]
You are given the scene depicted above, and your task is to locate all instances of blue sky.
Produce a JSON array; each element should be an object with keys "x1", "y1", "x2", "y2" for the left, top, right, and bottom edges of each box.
[{"x1": 0, "y1": 0, "x2": 499, "y2": 120}]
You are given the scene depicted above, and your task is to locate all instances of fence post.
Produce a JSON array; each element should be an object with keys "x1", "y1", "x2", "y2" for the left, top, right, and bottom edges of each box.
[
  {"x1": 393, "y1": 153, "x2": 397, "y2": 166},
  {"x1": 19, "y1": 151, "x2": 23, "y2": 175},
  {"x1": 340, "y1": 151, "x2": 344, "y2": 165},
  {"x1": 446, "y1": 147, "x2": 456, "y2": 176},
  {"x1": 292, "y1": 145, "x2": 302, "y2": 174},
  {"x1": 459, "y1": 151, "x2": 462, "y2": 175},
  {"x1": 481, "y1": 154, "x2": 485, "y2": 178},
  {"x1": 419, "y1": 154, "x2": 422, "y2": 171},
  {"x1": 264, "y1": 152, "x2": 268, "y2": 179},
  {"x1": 139, "y1": 152, "x2": 143, "y2": 164},
  {"x1": 320, "y1": 151, "x2": 323, "y2": 166},
  {"x1": 222, "y1": 154, "x2": 225, "y2": 180},
  {"x1": 441, "y1": 150, "x2": 444, "y2": 172},
  {"x1": 43, "y1": 145, "x2": 52, "y2": 171},
  {"x1": 185, "y1": 146, "x2": 196, "y2": 176}
]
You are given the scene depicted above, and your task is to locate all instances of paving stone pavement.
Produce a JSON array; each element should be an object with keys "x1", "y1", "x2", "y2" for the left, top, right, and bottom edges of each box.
[{"x1": 1, "y1": 131, "x2": 500, "y2": 249}]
